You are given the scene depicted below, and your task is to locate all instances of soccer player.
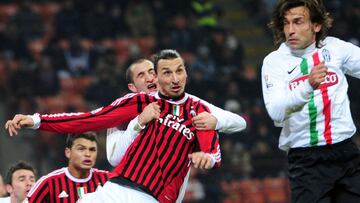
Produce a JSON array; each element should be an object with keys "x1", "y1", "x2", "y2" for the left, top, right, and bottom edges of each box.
[
  {"x1": 262, "y1": 0, "x2": 360, "y2": 202},
  {"x1": 106, "y1": 58, "x2": 246, "y2": 167},
  {"x1": 0, "y1": 161, "x2": 36, "y2": 203},
  {"x1": 106, "y1": 59, "x2": 247, "y2": 202},
  {"x1": 27, "y1": 132, "x2": 109, "y2": 203},
  {"x1": 6, "y1": 49, "x2": 225, "y2": 203}
]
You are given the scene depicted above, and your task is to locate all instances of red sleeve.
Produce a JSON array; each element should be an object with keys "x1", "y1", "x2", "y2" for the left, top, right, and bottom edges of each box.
[
  {"x1": 38, "y1": 93, "x2": 147, "y2": 134},
  {"x1": 195, "y1": 102, "x2": 221, "y2": 167}
]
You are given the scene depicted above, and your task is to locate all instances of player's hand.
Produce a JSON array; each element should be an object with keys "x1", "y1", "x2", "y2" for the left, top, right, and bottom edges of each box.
[
  {"x1": 5, "y1": 114, "x2": 34, "y2": 136},
  {"x1": 192, "y1": 112, "x2": 217, "y2": 130},
  {"x1": 188, "y1": 151, "x2": 214, "y2": 169},
  {"x1": 309, "y1": 62, "x2": 328, "y2": 89},
  {"x1": 138, "y1": 102, "x2": 161, "y2": 126}
]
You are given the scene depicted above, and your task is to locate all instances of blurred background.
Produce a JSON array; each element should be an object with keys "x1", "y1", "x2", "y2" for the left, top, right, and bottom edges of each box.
[{"x1": 0, "y1": 0, "x2": 359, "y2": 202}]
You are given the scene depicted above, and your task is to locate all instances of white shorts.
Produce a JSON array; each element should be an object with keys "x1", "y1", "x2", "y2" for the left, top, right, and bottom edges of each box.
[{"x1": 77, "y1": 181, "x2": 159, "y2": 203}]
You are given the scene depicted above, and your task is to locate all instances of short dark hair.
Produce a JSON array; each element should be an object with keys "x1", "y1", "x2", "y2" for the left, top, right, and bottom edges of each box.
[
  {"x1": 66, "y1": 132, "x2": 98, "y2": 148},
  {"x1": 152, "y1": 49, "x2": 182, "y2": 73},
  {"x1": 125, "y1": 59, "x2": 152, "y2": 83},
  {"x1": 5, "y1": 161, "x2": 36, "y2": 185},
  {"x1": 268, "y1": 0, "x2": 333, "y2": 48}
]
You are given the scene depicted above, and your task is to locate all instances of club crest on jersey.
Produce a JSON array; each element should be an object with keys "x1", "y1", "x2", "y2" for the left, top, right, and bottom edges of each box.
[
  {"x1": 289, "y1": 72, "x2": 338, "y2": 90},
  {"x1": 322, "y1": 49, "x2": 331, "y2": 62}
]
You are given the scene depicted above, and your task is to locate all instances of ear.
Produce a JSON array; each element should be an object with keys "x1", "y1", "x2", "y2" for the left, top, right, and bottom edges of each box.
[
  {"x1": 313, "y1": 23, "x2": 322, "y2": 33},
  {"x1": 65, "y1": 148, "x2": 71, "y2": 159},
  {"x1": 5, "y1": 184, "x2": 12, "y2": 194},
  {"x1": 128, "y1": 83, "x2": 138, "y2": 93}
]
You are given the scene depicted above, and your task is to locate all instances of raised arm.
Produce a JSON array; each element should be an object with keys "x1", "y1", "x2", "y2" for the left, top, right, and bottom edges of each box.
[{"x1": 5, "y1": 93, "x2": 151, "y2": 135}]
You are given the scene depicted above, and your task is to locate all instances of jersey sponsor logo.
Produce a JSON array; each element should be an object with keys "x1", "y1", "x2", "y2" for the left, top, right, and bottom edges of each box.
[
  {"x1": 322, "y1": 49, "x2": 331, "y2": 62},
  {"x1": 289, "y1": 72, "x2": 338, "y2": 90},
  {"x1": 158, "y1": 114, "x2": 194, "y2": 140}
]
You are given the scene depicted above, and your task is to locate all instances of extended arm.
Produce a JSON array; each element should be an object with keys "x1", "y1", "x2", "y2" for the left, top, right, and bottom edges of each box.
[{"x1": 5, "y1": 93, "x2": 148, "y2": 135}]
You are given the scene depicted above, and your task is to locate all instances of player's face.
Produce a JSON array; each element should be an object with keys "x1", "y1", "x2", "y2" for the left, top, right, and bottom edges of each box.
[
  {"x1": 283, "y1": 6, "x2": 321, "y2": 50},
  {"x1": 67, "y1": 138, "x2": 97, "y2": 171},
  {"x1": 7, "y1": 169, "x2": 36, "y2": 202},
  {"x1": 157, "y1": 57, "x2": 187, "y2": 98},
  {"x1": 128, "y1": 60, "x2": 158, "y2": 93}
]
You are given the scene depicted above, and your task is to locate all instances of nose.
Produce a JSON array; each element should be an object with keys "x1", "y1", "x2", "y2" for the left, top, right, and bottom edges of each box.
[
  {"x1": 288, "y1": 23, "x2": 295, "y2": 34},
  {"x1": 171, "y1": 73, "x2": 179, "y2": 84},
  {"x1": 145, "y1": 73, "x2": 154, "y2": 82}
]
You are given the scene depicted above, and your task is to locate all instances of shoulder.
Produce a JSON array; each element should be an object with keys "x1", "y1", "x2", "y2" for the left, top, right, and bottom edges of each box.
[
  {"x1": 92, "y1": 168, "x2": 110, "y2": 175},
  {"x1": 28, "y1": 168, "x2": 65, "y2": 196}
]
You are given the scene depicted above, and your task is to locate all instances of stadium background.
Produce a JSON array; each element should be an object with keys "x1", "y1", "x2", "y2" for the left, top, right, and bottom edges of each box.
[{"x1": 0, "y1": 0, "x2": 359, "y2": 202}]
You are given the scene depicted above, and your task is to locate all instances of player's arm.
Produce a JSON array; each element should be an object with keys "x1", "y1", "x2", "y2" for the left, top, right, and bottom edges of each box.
[
  {"x1": 190, "y1": 95, "x2": 246, "y2": 134},
  {"x1": 5, "y1": 93, "x2": 146, "y2": 135},
  {"x1": 261, "y1": 55, "x2": 321, "y2": 123},
  {"x1": 190, "y1": 105, "x2": 221, "y2": 169},
  {"x1": 27, "y1": 177, "x2": 50, "y2": 203},
  {"x1": 106, "y1": 102, "x2": 160, "y2": 167},
  {"x1": 339, "y1": 39, "x2": 360, "y2": 78}
]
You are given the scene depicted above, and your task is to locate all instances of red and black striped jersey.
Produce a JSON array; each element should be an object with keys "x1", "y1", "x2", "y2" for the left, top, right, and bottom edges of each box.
[
  {"x1": 34, "y1": 92, "x2": 221, "y2": 202},
  {"x1": 27, "y1": 167, "x2": 109, "y2": 203}
]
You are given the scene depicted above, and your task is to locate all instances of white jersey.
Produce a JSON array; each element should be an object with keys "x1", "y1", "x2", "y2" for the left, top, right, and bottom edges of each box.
[
  {"x1": 262, "y1": 37, "x2": 360, "y2": 151},
  {"x1": 0, "y1": 197, "x2": 10, "y2": 203}
]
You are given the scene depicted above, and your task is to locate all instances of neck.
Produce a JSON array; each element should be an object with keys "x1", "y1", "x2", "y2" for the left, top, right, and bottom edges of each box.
[
  {"x1": 290, "y1": 42, "x2": 316, "y2": 57},
  {"x1": 68, "y1": 165, "x2": 90, "y2": 179},
  {"x1": 158, "y1": 92, "x2": 185, "y2": 101},
  {"x1": 10, "y1": 196, "x2": 21, "y2": 203}
]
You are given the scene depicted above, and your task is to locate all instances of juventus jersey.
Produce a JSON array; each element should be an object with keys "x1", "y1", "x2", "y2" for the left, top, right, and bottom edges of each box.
[
  {"x1": 27, "y1": 167, "x2": 109, "y2": 203},
  {"x1": 262, "y1": 37, "x2": 360, "y2": 151}
]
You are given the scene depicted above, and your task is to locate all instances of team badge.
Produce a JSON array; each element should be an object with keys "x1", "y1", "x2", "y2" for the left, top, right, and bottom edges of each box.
[{"x1": 322, "y1": 49, "x2": 331, "y2": 62}]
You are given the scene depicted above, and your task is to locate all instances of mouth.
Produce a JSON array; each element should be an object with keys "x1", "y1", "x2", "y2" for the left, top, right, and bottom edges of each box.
[
  {"x1": 147, "y1": 83, "x2": 157, "y2": 92},
  {"x1": 83, "y1": 160, "x2": 93, "y2": 166},
  {"x1": 171, "y1": 86, "x2": 181, "y2": 92}
]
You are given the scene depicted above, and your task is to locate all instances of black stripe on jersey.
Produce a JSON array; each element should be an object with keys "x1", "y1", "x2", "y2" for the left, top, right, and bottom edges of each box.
[
  {"x1": 158, "y1": 128, "x2": 177, "y2": 162},
  {"x1": 133, "y1": 125, "x2": 158, "y2": 183},
  {"x1": 163, "y1": 131, "x2": 192, "y2": 184},
  {"x1": 72, "y1": 182, "x2": 78, "y2": 201},
  {"x1": 42, "y1": 95, "x2": 138, "y2": 123},
  {"x1": 122, "y1": 125, "x2": 153, "y2": 177},
  {"x1": 58, "y1": 176, "x2": 64, "y2": 203},
  {"x1": 137, "y1": 123, "x2": 162, "y2": 185},
  {"x1": 51, "y1": 178, "x2": 57, "y2": 203},
  {"x1": 32, "y1": 181, "x2": 48, "y2": 202},
  {"x1": 137, "y1": 94, "x2": 143, "y2": 114},
  {"x1": 144, "y1": 166, "x2": 161, "y2": 195},
  {"x1": 64, "y1": 176, "x2": 70, "y2": 203},
  {"x1": 210, "y1": 132, "x2": 217, "y2": 152}
]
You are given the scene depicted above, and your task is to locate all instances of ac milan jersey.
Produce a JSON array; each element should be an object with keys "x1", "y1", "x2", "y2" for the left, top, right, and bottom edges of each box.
[
  {"x1": 28, "y1": 167, "x2": 109, "y2": 203},
  {"x1": 32, "y1": 92, "x2": 221, "y2": 202}
]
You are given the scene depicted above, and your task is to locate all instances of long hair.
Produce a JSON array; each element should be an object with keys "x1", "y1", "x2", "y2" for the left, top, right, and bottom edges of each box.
[{"x1": 268, "y1": 0, "x2": 333, "y2": 48}]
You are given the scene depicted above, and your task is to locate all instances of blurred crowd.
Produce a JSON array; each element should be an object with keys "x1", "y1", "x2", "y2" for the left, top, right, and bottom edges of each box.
[{"x1": 0, "y1": 0, "x2": 359, "y2": 202}]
